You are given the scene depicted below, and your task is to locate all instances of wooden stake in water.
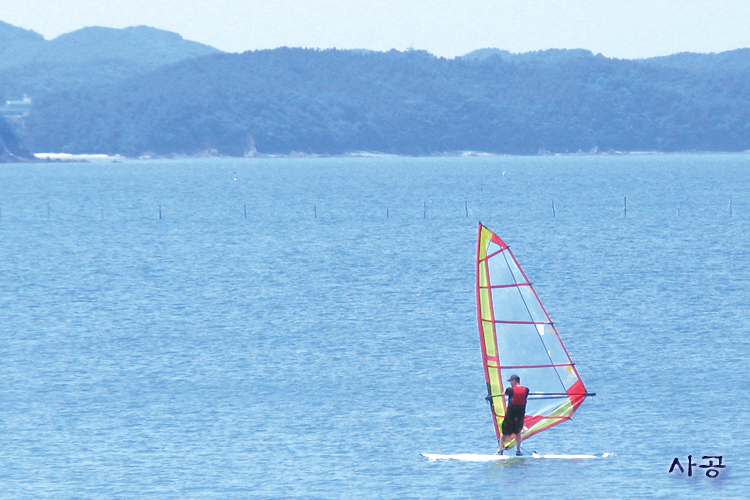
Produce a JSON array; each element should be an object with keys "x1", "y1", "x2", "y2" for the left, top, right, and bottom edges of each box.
[
  {"x1": 624, "y1": 197, "x2": 627, "y2": 217},
  {"x1": 465, "y1": 201, "x2": 468, "y2": 218},
  {"x1": 423, "y1": 201, "x2": 426, "y2": 219},
  {"x1": 159, "y1": 205, "x2": 162, "y2": 219},
  {"x1": 552, "y1": 200, "x2": 556, "y2": 217},
  {"x1": 729, "y1": 196, "x2": 733, "y2": 217},
  {"x1": 314, "y1": 204, "x2": 317, "y2": 218},
  {"x1": 387, "y1": 208, "x2": 389, "y2": 218}
]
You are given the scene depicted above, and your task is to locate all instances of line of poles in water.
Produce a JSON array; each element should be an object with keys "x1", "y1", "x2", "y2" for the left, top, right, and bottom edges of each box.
[{"x1": 0, "y1": 196, "x2": 738, "y2": 220}]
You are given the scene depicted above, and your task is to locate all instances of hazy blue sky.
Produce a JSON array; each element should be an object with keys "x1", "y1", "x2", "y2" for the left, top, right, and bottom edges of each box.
[{"x1": 3, "y1": 0, "x2": 750, "y2": 58}]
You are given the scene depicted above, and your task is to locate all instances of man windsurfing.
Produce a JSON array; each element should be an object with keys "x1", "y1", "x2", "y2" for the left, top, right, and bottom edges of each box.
[{"x1": 498, "y1": 374, "x2": 528, "y2": 456}]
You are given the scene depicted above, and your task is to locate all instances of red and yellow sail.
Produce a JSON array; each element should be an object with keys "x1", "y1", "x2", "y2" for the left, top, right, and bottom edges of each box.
[{"x1": 476, "y1": 223, "x2": 590, "y2": 447}]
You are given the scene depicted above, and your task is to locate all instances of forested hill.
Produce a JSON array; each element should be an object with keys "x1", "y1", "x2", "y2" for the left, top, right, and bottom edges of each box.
[
  {"x1": 0, "y1": 21, "x2": 220, "y2": 99},
  {"x1": 0, "y1": 116, "x2": 33, "y2": 162},
  {"x1": 19, "y1": 46, "x2": 750, "y2": 156}
]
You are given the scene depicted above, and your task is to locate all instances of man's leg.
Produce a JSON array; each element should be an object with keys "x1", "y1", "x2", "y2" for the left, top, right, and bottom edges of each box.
[
  {"x1": 514, "y1": 432, "x2": 522, "y2": 454},
  {"x1": 498, "y1": 434, "x2": 507, "y2": 453}
]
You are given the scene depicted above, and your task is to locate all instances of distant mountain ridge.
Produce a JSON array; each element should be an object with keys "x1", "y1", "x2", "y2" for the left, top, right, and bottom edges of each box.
[
  {"x1": 641, "y1": 48, "x2": 750, "y2": 71},
  {"x1": 0, "y1": 21, "x2": 220, "y2": 100},
  {"x1": 0, "y1": 20, "x2": 45, "y2": 44},
  {"x1": 463, "y1": 46, "x2": 750, "y2": 69},
  {"x1": 12, "y1": 25, "x2": 220, "y2": 67},
  {"x1": 23, "y1": 47, "x2": 750, "y2": 157},
  {"x1": 0, "y1": 22, "x2": 220, "y2": 68},
  {"x1": 2, "y1": 20, "x2": 750, "y2": 158}
]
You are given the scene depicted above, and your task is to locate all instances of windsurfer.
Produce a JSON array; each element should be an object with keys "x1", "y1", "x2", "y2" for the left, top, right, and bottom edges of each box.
[{"x1": 498, "y1": 374, "x2": 528, "y2": 456}]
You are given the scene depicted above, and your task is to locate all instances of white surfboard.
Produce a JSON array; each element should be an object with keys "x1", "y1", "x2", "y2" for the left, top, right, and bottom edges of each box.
[{"x1": 421, "y1": 452, "x2": 605, "y2": 462}]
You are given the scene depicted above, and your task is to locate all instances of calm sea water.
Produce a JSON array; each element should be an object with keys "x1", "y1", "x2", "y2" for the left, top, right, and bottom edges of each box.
[{"x1": 1, "y1": 154, "x2": 749, "y2": 499}]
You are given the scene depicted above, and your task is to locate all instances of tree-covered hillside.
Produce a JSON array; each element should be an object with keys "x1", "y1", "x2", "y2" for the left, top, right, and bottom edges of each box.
[
  {"x1": 0, "y1": 22, "x2": 220, "y2": 100},
  {"x1": 0, "y1": 116, "x2": 33, "y2": 162},
  {"x1": 23, "y1": 47, "x2": 750, "y2": 156}
]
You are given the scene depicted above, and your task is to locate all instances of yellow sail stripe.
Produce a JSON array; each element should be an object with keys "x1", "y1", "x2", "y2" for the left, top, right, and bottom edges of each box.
[{"x1": 478, "y1": 225, "x2": 506, "y2": 435}]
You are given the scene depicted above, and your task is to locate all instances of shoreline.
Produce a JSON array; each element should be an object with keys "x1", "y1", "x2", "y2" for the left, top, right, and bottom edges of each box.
[{"x1": 26, "y1": 149, "x2": 750, "y2": 162}]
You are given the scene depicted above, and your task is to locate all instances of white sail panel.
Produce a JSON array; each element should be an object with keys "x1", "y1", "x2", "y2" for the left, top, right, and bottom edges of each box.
[
  {"x1": 486, "y1": 251, "x2": 525, "y2": 286},
  {"x1": 495, "y1": 323, "x2": 553, "y2": 367},
  {"x1": 488, "y1": 285, "x2": 548, "y2": 323}
]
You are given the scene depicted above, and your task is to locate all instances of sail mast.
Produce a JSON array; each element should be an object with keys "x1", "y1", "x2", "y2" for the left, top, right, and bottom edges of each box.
[{"x1": 476, "y1": 223, "x2": 504, "y2": 442}]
